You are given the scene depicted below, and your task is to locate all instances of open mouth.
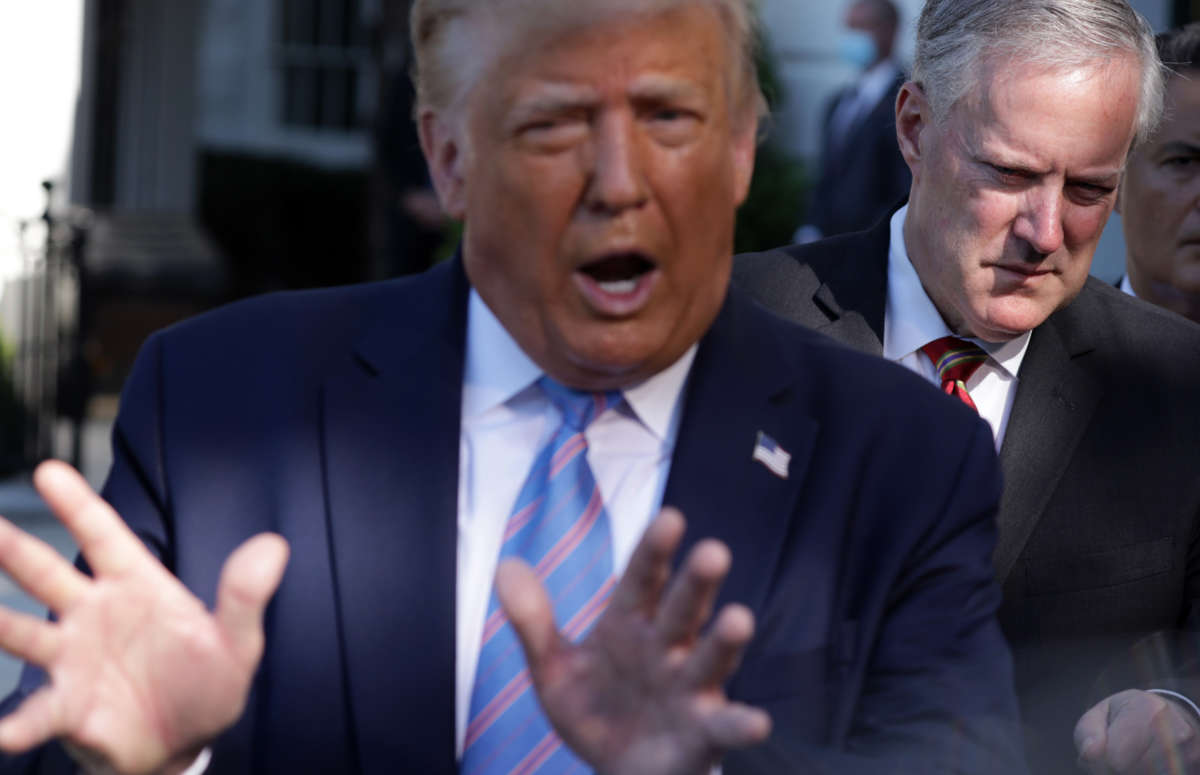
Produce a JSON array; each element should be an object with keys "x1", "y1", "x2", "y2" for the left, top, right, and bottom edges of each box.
[
  {"x1": 578, "y1": 253, "x2": 656, "y2": 293},
  {"x1": 573, "y1": 252, "x2": 659, "y2": 315}
]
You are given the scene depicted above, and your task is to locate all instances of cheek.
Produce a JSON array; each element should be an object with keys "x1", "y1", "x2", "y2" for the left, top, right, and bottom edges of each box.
[
  {"x1": 659, "y1": 148, "x2": 732, "y2": 210},
  {"x1": 1062, "y1": 205, "x2": 1112, "y2": 250},
  {"x1": 950, "y1": 195, "x2": 1011, "y2": 263}
]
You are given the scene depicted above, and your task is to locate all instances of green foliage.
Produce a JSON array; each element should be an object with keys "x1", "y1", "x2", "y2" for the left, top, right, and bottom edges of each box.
[
  {"x1": 734, "y1": 27, "x2": 810, "y2": 254},
  {"x1": 0, "y1": 334, "x2": 29, "y2": 474},
  {"x1": 433, "y1": 219, "x2": 464, "y2": 265},
  {"x1": 735, "y1": 142, "x2": 807, "y2": 254}
]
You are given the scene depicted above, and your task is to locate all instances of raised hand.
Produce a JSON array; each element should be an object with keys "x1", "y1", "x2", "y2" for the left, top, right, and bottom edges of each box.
[
  {"x1": 1075, "y1": 688, "x2": 1200, "y2": 775},
  {"x1": 496, "y1": 506, "x2": 771, "y2": 775},
  {"x1": 0, "y1": 460, "x2": 289, "y2": 775}
]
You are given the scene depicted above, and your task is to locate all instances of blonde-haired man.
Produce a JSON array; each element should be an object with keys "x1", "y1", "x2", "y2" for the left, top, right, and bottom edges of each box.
[{"x1": 0, "y1": 1, "x2": 1022, "y2": 773}]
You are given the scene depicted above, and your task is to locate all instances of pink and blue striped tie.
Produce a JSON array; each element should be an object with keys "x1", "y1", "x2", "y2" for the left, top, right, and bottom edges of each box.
[{"x1": 461, "y1": 378, "x2": 621, "y2": 775}]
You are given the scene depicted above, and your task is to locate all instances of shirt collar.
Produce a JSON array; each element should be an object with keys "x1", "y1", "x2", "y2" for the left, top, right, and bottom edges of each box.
[
  {"x1": 1120, "y1": 273, "x2": 1137, "y2": 298},
  {"x1": 885, "y1": 204, "x2": 1031, "y2": 379},
  {"x1": 462, "y1": 288, "x2": 696, "y2": 442}
]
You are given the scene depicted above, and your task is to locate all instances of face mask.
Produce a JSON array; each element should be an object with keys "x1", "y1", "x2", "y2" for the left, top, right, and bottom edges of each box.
[{"x1": 838, "y1": 30, "x2": 878, "y2": 70}]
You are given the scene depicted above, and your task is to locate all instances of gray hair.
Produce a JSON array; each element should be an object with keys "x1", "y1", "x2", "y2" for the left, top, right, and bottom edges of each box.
[
  {"x1": 409, "y1": 0, "x2": 764, "y2": 120},
  {"x1": 912, "y1": 0, "x2": 1164, "y2": 145}
]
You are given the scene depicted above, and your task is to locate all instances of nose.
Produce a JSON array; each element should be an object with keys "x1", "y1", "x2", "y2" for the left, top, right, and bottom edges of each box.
[
  {"x1": 584, "y1": 113, "x2": 648, "y2": 215},
  {"x1": 1012, "y1": 187, "x2": 1065, "y2": 257}
]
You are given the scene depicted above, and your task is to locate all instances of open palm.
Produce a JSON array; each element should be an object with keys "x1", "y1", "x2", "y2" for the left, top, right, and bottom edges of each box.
[
  {"x1": 0, "y1": 461, "x2": 288, "y2": 775},
  {"x1": 497, "y1": 507, "x2": 771, "y2": 775}
]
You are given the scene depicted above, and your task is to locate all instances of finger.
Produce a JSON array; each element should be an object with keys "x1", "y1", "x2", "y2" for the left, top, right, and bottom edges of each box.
[
  {"x1": 703, "y1": 702, "x2": 772, "y2": 750},
  {"x1": 494, "y1": 558, "x2": 565, "y2": 679},
  {"x1": 0, "y1": 606, "x2": 60, "y2": 666},
  {"x1": 654, "y1": 539, "x2": 730, "y2": 646},
  {"x1": 0, "y1": 515, "x2": 87, "y2": 614},
  {"x1": 606, "y1": 507, "x2": 686, "y2": 617},
  {"x1": 1103, "y1": 694, "x2": 1163, "y2": 773},
  {"x1": 1076, "y1": 699, "x2": 1112, "y2": 768},
  {"x1": 215, "y1": 533, "x2": 290, "y2": 668},
  {"x1": 683, "y1": 603, "x2": 756, "y2": 689},
  {"x1": 33, "y1": 460, "x2": 143, "y2": 577},
  {"x1": 0, "y1": 687, "x2": 65, "y2": 753}
]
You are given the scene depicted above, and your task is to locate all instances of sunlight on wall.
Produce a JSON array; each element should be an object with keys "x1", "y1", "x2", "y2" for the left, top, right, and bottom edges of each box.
[{"x1": 0, "y1": 2, "x2": 84, "y2": 284}]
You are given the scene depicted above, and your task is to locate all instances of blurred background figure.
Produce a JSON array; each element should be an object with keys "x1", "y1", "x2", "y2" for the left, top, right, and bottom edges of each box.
[
  {"x1": 794, "y1": 0, "x2": 910, "y2": 243},
  {"x1": 1118, "y1": 22, "x2": 1200, "y2": 323}
]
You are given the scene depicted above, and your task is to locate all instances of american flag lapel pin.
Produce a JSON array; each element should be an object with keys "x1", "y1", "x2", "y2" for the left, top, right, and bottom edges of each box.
[{"x1": 752, "y1": 430, "x2": 790, "y2": 480}]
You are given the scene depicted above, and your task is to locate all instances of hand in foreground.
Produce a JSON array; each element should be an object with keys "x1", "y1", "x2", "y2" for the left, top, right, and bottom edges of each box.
[
  {"x1": 496, "y1": 506, "x2": 771, "y2": 775},
  {"x1": 1075, "y1": 689, "x2": 1200, "y2": 774},
  {"x1": 0, "y1": 460, "x2": 289, "y2": 775}
]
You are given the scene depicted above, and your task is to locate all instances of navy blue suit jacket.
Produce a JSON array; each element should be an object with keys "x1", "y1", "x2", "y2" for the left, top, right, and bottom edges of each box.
[{"x1": 1, "y1": 258, "x2": 1024, "y2": 773}]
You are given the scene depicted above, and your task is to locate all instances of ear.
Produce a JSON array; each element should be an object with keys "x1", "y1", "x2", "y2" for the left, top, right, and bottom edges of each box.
[
  {"x1": 418, "y1": 108, "x2": 468, "y2": 220},
  {"x1": 895, "y1": 81, "x2": 929, "y2": 180},
  {"x1": 730, "y1": 107, "x2": 759, "y2": 208}
]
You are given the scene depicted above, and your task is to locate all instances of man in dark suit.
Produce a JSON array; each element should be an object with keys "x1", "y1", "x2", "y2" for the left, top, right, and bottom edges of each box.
[
  {"x1": 735, "y1": 1, "x2": 1200, "y2": 773},
  {"x1": 797, "y1": 0, "x2": 910, "y2": 242},
  {"x1": 0, "y1": 0, "x2": 1023, "y2": 773},
  {"x1": 1117, "y1": 23, "x2": 1200, "y2": 325}
]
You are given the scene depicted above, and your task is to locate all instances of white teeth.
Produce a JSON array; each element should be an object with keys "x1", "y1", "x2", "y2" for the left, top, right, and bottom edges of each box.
[{"x1": 596, "y1": 278, "x2": 638, "y2": 295}]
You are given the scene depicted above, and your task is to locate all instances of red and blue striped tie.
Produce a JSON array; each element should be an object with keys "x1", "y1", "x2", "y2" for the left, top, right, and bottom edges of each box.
[
  {"x1": 920, "y1": 336, "x2": 988, "y2": 412},
  {"x1": 461, "y1": 378, "x2": 621, "y2": 774}
]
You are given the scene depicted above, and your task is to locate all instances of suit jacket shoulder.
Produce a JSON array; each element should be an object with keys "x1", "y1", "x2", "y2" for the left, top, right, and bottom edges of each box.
[{"x1": 733, "y1": 220, "x2": 890, "y2": 351}]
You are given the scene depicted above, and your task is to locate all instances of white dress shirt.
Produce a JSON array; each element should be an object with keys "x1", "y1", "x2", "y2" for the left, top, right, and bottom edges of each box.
[
  {"x1": 455, "y1": 289, "x2": 695, "y2": 755},
  {"x1": 884, "y1": 205, "x2": 1031, "y2": 448}
]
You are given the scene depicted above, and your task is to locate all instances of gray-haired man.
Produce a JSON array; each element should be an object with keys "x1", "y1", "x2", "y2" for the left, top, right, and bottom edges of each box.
[{"x1": 736, "y1": 1, "x2": 1200, "y2": 773}]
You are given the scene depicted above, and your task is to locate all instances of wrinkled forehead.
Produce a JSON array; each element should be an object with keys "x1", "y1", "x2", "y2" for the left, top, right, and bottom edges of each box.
[
  {"x1": 958, "y1": 49, "x2": 1138, "y2": 122},
  {"x1": 436, "y1": 0, "x2": 736, "y2": 111}
]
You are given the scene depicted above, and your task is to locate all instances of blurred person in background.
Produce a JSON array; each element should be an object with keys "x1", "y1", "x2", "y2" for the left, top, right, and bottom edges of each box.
[
  {"x1": 736, "y1": 0, "x2": 1200, "y2": 773},
  {"x1": 795, "y1": 0, "x2": 911, "y2": 243},
  {"x1": 1118, "y1": 22, "x2": 1200, "y2": 324}
]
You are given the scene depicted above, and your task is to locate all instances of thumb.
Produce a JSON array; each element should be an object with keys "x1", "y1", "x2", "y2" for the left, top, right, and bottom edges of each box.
[
  {"x1": 1074, "y1": 698, "x2": 1110, "y2": 768},
  {"x1": 214, "y1": 533, "x2": 290, "y2": 666}
]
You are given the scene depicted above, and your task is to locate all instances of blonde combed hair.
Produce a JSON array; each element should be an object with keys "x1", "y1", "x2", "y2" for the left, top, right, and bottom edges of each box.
[{"x1": 409, "y1": 0, "x2": 765, "y2": 121}]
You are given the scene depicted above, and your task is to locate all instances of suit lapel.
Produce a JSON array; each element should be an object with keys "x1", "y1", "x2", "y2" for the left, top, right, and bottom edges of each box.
[
  {"x1": 793, "y1": 216, "x2": 891, "y2": 353},
  {"x1": 662, "y1": 290, "x2": 819, "y2": 617},
  {"x1": 322, "y1": 259, "x2": 467, "y2": 773},
  {"x1": 994, "y1": 316, "x2": 1100, "y2": 584}
]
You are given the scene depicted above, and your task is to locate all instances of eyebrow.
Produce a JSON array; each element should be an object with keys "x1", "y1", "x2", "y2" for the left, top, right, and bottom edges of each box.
[
  {"x1": 626, "y1": 75, "x2": 706, "y2": 103},
  {"x1": 508, "y1": 85, "x2": 601, "y2": 120},
  {"x1": 1156, "y1": 140, "x2": 1200, "y2": 156},
  {"x1": 975, "y1": 152, "x2": 1122, "y2": 187}
]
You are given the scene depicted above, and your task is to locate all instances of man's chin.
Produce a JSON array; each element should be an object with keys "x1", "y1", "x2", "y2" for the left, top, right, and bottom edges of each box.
[
  {"x1": 547, "y1": 341, "x2": 677, "y2": 392},
  {"x1": 970, "y1": 312, "x2": 1048, "y2": 341}
]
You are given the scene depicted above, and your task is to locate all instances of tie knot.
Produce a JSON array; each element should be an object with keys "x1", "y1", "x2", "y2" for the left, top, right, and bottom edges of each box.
[
  {"x1": 539, "y1": 377, "x2": 621, "y2": 431},
  {"x1": 920, "y1": 337, "x2": 988, "y2": 385}
]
